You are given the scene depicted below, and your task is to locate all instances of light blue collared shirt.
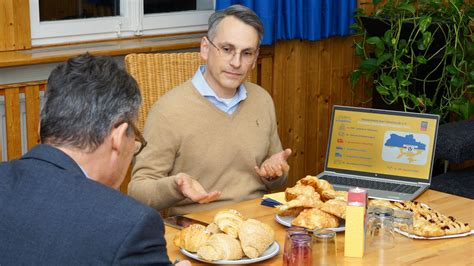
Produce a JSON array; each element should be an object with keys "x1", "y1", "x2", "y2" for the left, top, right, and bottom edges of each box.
[{"x1": 191, "y1": 65, "x2": 247, "y2": 114}]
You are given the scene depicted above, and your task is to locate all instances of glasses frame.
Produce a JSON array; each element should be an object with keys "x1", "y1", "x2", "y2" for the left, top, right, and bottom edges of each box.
[
  {"x1": 129, "y1": 122, "x2": 147, "y2": 156},
  {"x1": 206, "y1": 36, "x2": 259, "y2": 65}
]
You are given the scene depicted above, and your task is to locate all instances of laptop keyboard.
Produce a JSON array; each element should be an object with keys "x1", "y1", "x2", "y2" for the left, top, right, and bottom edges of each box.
[{"x1": 320, "y1": 175, "x2": 420, "y2": 194}]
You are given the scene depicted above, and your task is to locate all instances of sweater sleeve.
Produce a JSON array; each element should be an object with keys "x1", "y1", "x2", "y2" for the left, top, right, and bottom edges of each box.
[
  {"x1": 262, "y1": 92, "x2": 288, "y2": 190},
  {"x1": 128, "y1": 104, "x2": 186, "y2": 210}
]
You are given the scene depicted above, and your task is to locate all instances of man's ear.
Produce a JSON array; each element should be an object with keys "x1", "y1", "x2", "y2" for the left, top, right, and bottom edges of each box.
[
  {"x1": 110, "y1": 122, "x2": 129, "y2": 153},
  {"x1": 200, "y1": 36, "x2": 210, "y2": 61}
]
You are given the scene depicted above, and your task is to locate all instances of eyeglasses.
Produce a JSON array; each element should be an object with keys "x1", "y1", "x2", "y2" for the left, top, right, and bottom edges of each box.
[
  {"x1": 206, "y1": 36, "x2": 258, "y2": 65},
  {"x1": 129, "y1": 122, "x2": 147, "y2": 156}
]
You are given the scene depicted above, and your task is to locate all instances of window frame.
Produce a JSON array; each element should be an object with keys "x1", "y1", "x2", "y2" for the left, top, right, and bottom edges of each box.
[{"x1": 29, "y1": 0, "x2": 214, "y2": 46}]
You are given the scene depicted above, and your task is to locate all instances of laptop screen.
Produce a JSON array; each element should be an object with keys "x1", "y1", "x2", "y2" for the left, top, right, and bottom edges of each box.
[{"x1": 325, "y1": 106, "x2": 439, "y2": 182}]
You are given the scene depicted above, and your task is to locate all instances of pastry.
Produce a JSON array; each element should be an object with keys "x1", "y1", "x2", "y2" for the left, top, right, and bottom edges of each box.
[
  {"x1": 206, "y1": 222, "x2": 221, "y2": 235},
  {"x1": 238, "y1": 219, "x2": 275, "y2": 258},
  {"x1": 369, "y1": 199, "x2": 395, "y2": 209},
  {"x1": 320, "y1": 199, "x2": 346, "y2": 219},
  {"x1": 173, "y1": 224, "x2": 210, "y2": 252},
  {"x1": 277, "y1": 194, "x2": 323, "y2": 216},
  {"x1": 298, "y1": 175, "x2": 320, "y2": 188},
  {"x1": 291, "y1": 208, "x2": 340, "y2": 230},
  {"x1": 214, "y1": 209, "x2": 245, "y2": 238},
  {"x1": 285, "y1": 183, "x2": 317, "y2": 201},
  {"x1": 196, "y1": 233, "x2": 243, "y2": 261}
]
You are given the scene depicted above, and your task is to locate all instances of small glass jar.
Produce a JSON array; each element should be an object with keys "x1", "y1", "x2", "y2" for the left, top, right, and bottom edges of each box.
[
  {"x1": 312, "y1": 229, "x2": 337, "y2": 266},
  {"x1": 283, "y1": 227, "x2": 308, "y2": 266},
  {"x1": 367, "y1": 206, "x2": 395, "y2": 250},
  {"x1": 393, "y1": 208, "x2": 413, "y2": 242},
  {"x1": 289, "y1": 234, "x2": 312, "y2": 266}
]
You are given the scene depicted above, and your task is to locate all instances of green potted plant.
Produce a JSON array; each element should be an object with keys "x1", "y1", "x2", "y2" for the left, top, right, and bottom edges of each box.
[{"x1": 350, "y1": 0, "x2": 474, "y2": 122}]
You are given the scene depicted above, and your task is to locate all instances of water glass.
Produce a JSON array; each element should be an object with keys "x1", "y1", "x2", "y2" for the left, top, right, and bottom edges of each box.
[
  {"x1": 367, "y1": 206, "x2": 395, "y2": 250},
  {"x1": 289, "y1": 234, "x2": 312, "y2": 266},
  {"x1": 283, "y1": 227, "x2": 308, "y2": 266},
  {"x1": 312, "y1": 229, "x2": 337, "y2": 266},
  {"x1": 393, "y1": 208, "x2": 413, "y2": 242}
]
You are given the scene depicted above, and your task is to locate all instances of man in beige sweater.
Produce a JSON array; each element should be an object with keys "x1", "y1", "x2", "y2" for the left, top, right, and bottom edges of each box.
[{"x1": 129, "y1": 5, "x2": 291, "y2": 215}]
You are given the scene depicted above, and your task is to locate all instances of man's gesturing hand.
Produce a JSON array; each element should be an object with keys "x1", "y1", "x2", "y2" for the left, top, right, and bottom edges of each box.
[
  {"x1": 175, "y1": 173, "x2": 221, "y2": 203},
  {"x1": 254, "y1": 148, "x2": 292, "y2": 180}
]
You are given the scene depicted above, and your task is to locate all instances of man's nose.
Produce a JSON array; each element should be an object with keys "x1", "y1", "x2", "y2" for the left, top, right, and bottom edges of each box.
[{"x1": 229, "y1": 52, "x2": 242, "y2": 68}]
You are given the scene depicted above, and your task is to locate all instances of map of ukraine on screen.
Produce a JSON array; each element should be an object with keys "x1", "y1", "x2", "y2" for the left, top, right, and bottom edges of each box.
[{"x1": 327, "y1": 110, "x2": 436, "y2": 180}]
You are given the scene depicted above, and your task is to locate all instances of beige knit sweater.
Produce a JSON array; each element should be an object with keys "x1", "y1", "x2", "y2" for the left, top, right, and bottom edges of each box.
[{"x1": 128, "y1": 80, "x2": 287, "y2": 215}]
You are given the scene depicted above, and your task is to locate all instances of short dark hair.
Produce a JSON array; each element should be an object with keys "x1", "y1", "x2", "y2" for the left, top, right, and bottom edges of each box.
[
  {"x1": 208, "y1": 4, "x2": 264, "y2": 45},
  {"x1": 40, "y1": 53, "x2": 141, "y2": 152}
]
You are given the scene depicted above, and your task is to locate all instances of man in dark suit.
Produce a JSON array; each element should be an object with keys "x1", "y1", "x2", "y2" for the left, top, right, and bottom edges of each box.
[{"x1": 0, "y1": 54, "x2": 189, "y2": 265}]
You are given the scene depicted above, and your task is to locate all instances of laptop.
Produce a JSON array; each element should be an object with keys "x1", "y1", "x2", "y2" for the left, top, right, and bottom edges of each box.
[{"x1": 317, "y1": 105, "x2": 439, "y2": 201}]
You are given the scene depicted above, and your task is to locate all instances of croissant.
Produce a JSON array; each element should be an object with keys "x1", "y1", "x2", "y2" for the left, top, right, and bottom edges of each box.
[
  {"x1": 196, "y1": 233, "x2": 243, "y2": 261},
  {"x1": 277, "y1": 194, "x2": 323, "y2": 216},
  {"x1": 173, "y1": 224, "x2": 210, "y2": 252},
  {"x1": 214, "y1": 209, "x2": 245, "y2": 238},
  {"x1": 291, "y1": 208, "x2": 340, "y2": 230},
  {"x1": 238, "y1": 219, "x2": 275, "y2": 258},
  {"x1": 298, "y1": 175, "x2": 320, "y2": 188},
  {"x1": 285, "y1": 183, "x2": 317, "y2": 201},
  {"x1": 320, "y1": 199, "x2": 346, "y2": 219}
]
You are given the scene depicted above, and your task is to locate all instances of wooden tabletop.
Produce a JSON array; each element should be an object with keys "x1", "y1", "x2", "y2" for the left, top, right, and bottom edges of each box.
[{"x1": 164, "y1": 190, "x2": 474, "y2": 265}]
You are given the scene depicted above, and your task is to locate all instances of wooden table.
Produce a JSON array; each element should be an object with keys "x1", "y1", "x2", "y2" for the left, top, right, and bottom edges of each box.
[{"x1": 165, "y1": 190, "x2": 474, "y2": 265}]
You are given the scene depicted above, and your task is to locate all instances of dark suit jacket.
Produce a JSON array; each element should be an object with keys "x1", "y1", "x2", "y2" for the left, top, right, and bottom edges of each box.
[{"x1": 0, "y1": 144, "x2": 172, "y2": 265}]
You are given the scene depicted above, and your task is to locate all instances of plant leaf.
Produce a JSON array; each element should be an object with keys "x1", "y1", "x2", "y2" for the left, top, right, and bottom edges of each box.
[
  {"x1": 397, "y1": 3, "x2": 417, "y2": 14},
  {"x1": 350, "y1": 70, "x2": 362, "y2": 87},
  {"x1": 360, "y1": 58, "x2": 378, "y2": 71},
  {"x1": 422, "y1": 32, "x2": 432, "y2": 49},
  {"x1": 416, "y1": 56, "x2": 427, "y2": 64},
  {"x1": 372, "y1": 0, "x2": 383, "y2": 6},
  {"x1": 446, "y1": 65, "x2": 458, "y2": 75},
  {"x1": 380, "y1": 74, "x2": 394, "y2": 86},
  {"x1": 376, "y1": 53, "x2": 392, "y2": 65},
  {"x1": 419, "y1": 16, "x2": 432, "y2": 33},
  {"x1": 376, "y1": 85, "x2": 390, "y2": 96},
  {"x1": 400, "y1": 80, "x2": 412, "y2": 87},
  {"x1": 450, "y1": 75, "x2": 464, "y2": 88},
  {"x1": 366, "y1": 36, "x2": 384, "y2": 51}
]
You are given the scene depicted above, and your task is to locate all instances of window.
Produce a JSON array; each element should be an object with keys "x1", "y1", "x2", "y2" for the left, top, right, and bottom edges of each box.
[{"x1": 29, "y1": 0, "x2": 214, "y2": 46}]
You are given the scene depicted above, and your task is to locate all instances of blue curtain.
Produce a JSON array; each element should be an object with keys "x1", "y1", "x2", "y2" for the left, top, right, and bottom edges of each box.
[{"x1": 216, "y1": 0, "x2": 357, "y2": 45}]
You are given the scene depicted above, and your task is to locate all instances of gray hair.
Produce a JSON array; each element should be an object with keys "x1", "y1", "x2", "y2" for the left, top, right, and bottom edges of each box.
[
  {"x1": 40, "y1": 53, "x2": 141, "y2": 152},
  {"x1": 208, "y1": 4, "x2": 264, "y2": 44}
]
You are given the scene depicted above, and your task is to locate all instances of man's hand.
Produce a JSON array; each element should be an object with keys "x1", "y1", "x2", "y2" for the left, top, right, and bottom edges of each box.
[
  {"x1": 254, "y1": 148, "x2": 292, "y2": 180},
  {"x1": 174, "y1": 173, "x2": 221, "y2": 204}
]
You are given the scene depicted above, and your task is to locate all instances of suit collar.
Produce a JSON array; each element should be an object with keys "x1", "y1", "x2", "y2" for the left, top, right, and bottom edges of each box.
[{"x1": 21, "y1": 144, "x2": 86, "y2": 178}]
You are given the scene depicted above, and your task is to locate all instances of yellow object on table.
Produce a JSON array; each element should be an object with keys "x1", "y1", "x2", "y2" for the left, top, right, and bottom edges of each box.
[{"x1": 262, "y1": 192, "x2": 287, "y2": 205}]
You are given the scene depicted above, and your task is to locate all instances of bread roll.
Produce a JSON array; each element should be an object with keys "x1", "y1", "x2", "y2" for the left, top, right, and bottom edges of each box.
[
  {"x1": 238, "y1": 219, "x2": 275, "y2": 258},
  {"x1": 173, "y1": 224, "x2": 210, "y2": 252},
  {"x1": 214, "y1": 209, "x2": 245, "y2": 238},
  {"x1": 196, "y1": 233, "x2": 243, "y2": 261}
]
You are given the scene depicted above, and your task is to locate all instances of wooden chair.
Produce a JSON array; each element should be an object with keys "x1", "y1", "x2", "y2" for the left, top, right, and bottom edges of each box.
[{"x1": 124, "y1": 52, "x2": 206, "y2": 132}]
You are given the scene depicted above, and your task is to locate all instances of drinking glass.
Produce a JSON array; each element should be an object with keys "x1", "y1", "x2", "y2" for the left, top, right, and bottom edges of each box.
[
  {"x1": 289, "y1": 234, "x2": 312, "y2": 266},
  {"x1": 393, "y1": 208, "x2": 413, "y2": 242},
  {"x1": 312, "y1": 229, "x2": 337, "y2": 266},
  {"x1": 283, "y1": 226, "x2": 308, "y2": 266},
  {"x1": 367, "y1": 206, "x2": 395, "y2": 250}
]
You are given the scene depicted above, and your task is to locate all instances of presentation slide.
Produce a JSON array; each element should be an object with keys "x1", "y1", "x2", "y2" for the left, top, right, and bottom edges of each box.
[{"x1": 326, "y1": 110, "x2": 437, "y2": 180}]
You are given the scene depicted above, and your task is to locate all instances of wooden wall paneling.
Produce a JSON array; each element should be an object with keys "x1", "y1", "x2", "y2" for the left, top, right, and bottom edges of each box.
[
  {"x1": 24, "y1": 84, "x2": 42, "y2": 149},
  {"x1": 342, "y1": 37, "x2": 355, "y2": 107},
  {"x1": 273, "y1": 40, "x2": 308, "y2": 186},
  {"x1": 0, "y1": 0, "x2": 31, "y2": 51},
  {"x1": 304, "y1": 41, "x2": 322, "y2": 180},
  {"x1": 316, "y1": 38, "x2": 333, "y2": 176},
  {"x1": 259, "y1": 57, "x2": 274, "y2": 95},
  {"x1": 4, "y1": 88, "x2": 22, "y2": 159}
]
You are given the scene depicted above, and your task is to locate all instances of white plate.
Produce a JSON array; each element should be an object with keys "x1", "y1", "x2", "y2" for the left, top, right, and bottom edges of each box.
[
  {"x1": 395, "y1": 228, "x2": 474, "y2": 240},
  {"x1": 180, "y1": 241, "x2": 279, "y2": 264},
  {"x1": 275, "y1": 214, "x2": 345, "y2": 232}
]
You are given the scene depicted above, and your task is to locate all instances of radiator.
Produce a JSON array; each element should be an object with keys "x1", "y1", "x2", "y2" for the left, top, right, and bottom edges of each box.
[{"x1": 0, "y1": 92, "x2": 44, "y2": 161}]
